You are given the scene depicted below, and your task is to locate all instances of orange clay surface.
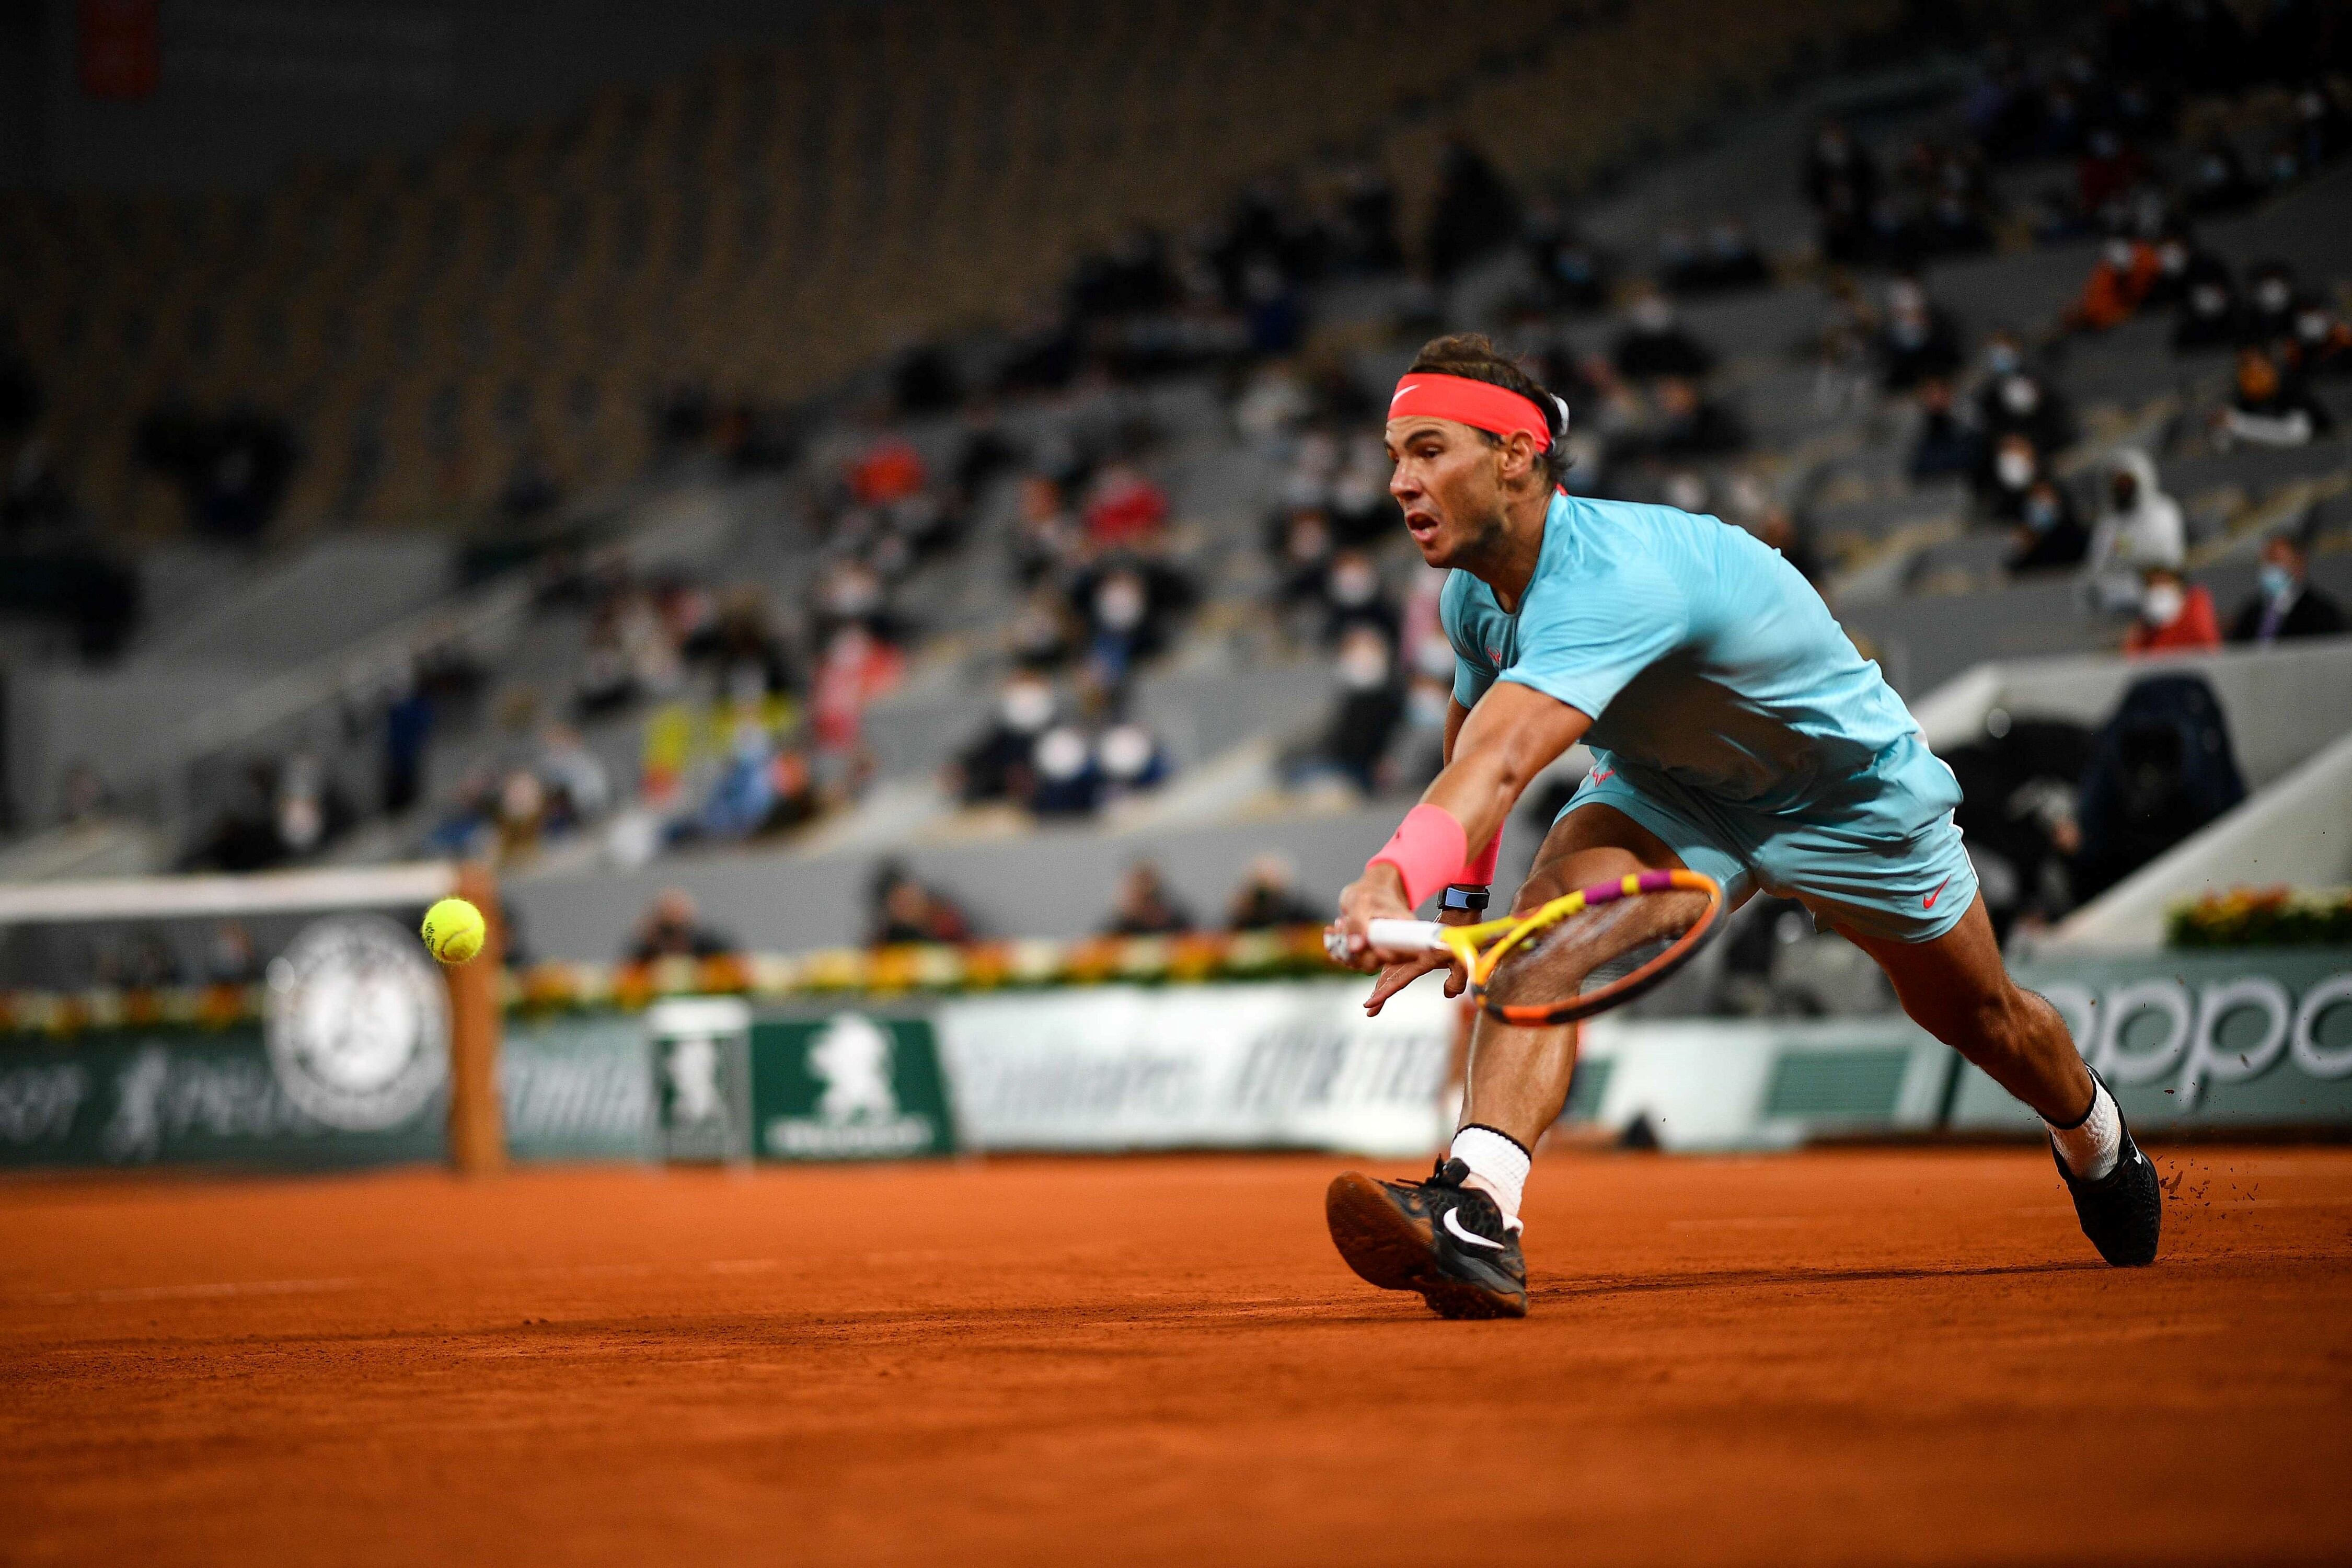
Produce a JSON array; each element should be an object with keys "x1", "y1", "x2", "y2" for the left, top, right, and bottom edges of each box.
[{"x1": 4, "y1": 1147, "x2": 2350, "y2": 1566}]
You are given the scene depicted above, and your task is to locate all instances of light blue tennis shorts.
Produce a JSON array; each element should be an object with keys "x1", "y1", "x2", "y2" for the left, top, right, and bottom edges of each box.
[{"x1": 1559, "y1": 739, "x2": 1978, "y2": 944}]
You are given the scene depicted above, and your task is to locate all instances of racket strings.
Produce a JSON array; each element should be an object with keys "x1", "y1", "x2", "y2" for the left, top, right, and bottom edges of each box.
[{"x1": 1480, "y1": 890, "x2": 1713, "y2": 1008}]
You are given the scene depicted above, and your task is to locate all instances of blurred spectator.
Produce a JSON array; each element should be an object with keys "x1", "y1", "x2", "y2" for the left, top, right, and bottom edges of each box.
[
  {"x1": 1974, "y1": 337, "x2": 2075, "y2": 454},
  {"x1": 382, "y1": 666, "x2": 434, "y2": 815},
  {"x1": 1943, "y1": 716, "x2": 2094, "y2": 939},
  {"x1": 1024, "y1": 723, "x2": 1100, "y2": 816},
  {"x1": 846, "y1": 433, "x2": 926, "y2": 505},
  {"x1": 57, "y1": 761, "x2": 110, "y2": 825},
  {"x1": 2217, "y1": 342, "x2": 2334, "y2": 447},
  {"x1": 1613, "y1": 295, "x2": 1714, "y2": 380},
  {"x1": 1082, "y1": 462, "x2": 1170, "y2": 548},
  {"x1": 626, "y1": 889, "x2": 739, "y2": 963},
  {"x1": 2007, "y1": 480, "x2": 2090, "y2": 573},
  {"x1": 2123, "y1": 566, "x2": 2221, "y2": 655},
  {"x1": 1877, "y1": 278, "x2": 1964, "y2": 391},
  {"x1": 2289, "y1": 296, "x2": 2352, "y2": 377},
  {"x1": 950, "y1": 671, "x2": 1058, "y2": 805},
  {"x1": 1011, "y1": 475, "x2": 1082, "y2": 588},
  {"x1": 815, "y1": 559, "x2": 898, "y2": 643},
  {"x1": 2229, "y1": 532, "x2": 2346, "y2": 644},
  {"x1": 1104, "y1": 861, "x2": 1194, "y2": 936},
  {"x1": 203, "y1": 920, "x2": 261, "y2": 985},
  {"x1": 1094, "y1": 718, "x2": 1171, "y2": 804},
  {"x1": 537, "y1": 725, "x2": 612, "y2": 831},
  {"x1": 2184, "y1": 136, "x2": 2261, "y2": 214},
  {"x1": 2083, "y1": 450, "x2": 2186, "y2": 612},
  {"x1": 809, "y1": 624, "x2": 904, "y2": 776},
  {"x1": 1803, "y1": 120, "x2": 1878, "y2": 264},
  {"x1": 2246, "y1": 261, "x2": 2301, "y2": 341},
  {"x1": 1313, "y1": 624, "x2": 1405, "y2": 791},
  {"x1": 1644, "y1": 377, "x2": 1747, "y2": 458},
  {"x1": 1426, "y1": 138, "x2": 1520, "y2": 283},
  {"x1": 867, "y1": 861, "x2": 974, "y2": 946},
  {"x1": 2169, "y1": 243, "x2": 2242, "y2": 351},
  {"x1": 1070, "y1": 553, "x2": 1195, "y2": 684},
  {"x1": 1226, "y1": 854, "x2": 1322, "y2": 930},
  {"x1": 1319, "y1": 548, "x2": 1398, "y2": 647},
  {"x1": 1524, "y1": 206, "x2": 1610, "y2": 311},
  {"x1": 1982, "y1": 433, "x2": 2046, "y2": 523},
  {"x1": 2072, "y1": 674, "x2": 2245, "y2": 902},
  {"x1": 1660, "y1": 221, "x2": 1769, "y2": 295},
  {"x1": 1907, "y1": 378, "x2": 1983, "y2": 481},
  {"x1": 1271, "y1": 506, "x2": 1336, "y2": 613}
]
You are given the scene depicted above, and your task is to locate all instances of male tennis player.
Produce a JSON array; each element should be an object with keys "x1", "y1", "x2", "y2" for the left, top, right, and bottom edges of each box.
[{"x1": 1323, "y1": 335, "x2": 2159, "y2": 1319}]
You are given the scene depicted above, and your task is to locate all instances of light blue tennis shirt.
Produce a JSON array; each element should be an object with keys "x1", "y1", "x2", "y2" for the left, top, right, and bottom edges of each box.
[{"x1": 1443, "y1": 490, "x2": 1954, "y2": 829}]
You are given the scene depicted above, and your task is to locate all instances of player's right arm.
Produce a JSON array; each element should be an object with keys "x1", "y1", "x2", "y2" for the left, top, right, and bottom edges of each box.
[{"x1": 1346, "y1": 683, "x2": 1594, "y2": 1007}]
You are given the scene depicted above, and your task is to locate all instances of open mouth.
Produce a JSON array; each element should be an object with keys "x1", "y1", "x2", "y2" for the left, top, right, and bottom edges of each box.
[{"x1": 1404, "y1": 510, "x2": 1441, "y2": 541}]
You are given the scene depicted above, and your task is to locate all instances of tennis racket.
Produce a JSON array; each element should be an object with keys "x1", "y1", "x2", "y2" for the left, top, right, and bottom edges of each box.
[{"x1": 1328, "y1": 868, "x2": 1726, "y2": 1025}]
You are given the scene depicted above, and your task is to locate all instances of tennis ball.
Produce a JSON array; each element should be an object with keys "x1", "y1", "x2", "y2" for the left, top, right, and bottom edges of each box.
[{"x1": 421, "y1": 897, "x2": 487, "y2": 965}]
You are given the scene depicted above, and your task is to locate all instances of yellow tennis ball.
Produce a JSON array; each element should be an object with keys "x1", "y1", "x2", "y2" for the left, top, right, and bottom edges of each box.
[{"x1": 421, "y1": 897, "x2": 487, "y2": 965}]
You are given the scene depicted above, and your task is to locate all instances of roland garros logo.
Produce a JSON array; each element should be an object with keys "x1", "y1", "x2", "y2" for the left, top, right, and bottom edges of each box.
[{"x1": 264, "y1": 915, "x2": 450, "y2": 1132}]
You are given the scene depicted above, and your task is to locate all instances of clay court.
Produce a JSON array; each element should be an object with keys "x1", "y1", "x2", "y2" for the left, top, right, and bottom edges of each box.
[{"x1": 4, "y1": 1147, "x2": 2349, "y2": 1566}]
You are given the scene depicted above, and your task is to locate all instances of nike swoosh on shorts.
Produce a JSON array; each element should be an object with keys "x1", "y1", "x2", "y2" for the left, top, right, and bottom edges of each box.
[{"x1": 1923, "y1": 875, "x2": 1952, "y2": 910}]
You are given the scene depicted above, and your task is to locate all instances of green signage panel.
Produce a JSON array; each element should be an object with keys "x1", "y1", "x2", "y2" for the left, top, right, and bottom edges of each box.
[
  {"x1": 0, "y1": 1027, "x2": 446, "y2": 1169},
  {"x1": 750, "y1": 1009, "x2": 956, "y2": 1160}
]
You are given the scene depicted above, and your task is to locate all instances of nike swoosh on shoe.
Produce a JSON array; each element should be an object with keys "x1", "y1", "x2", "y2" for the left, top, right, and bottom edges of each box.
[{"x1": 1442, "y1": 1209, "x2": 1504, "y2": 1250}]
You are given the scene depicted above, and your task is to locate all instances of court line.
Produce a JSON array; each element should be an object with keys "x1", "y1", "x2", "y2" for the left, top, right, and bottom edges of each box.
[{"x1": 15, "y1": 1276, "x2": 366, "y2": 1306}]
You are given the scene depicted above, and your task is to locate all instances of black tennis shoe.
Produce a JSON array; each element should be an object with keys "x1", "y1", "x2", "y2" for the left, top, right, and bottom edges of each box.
[
  {"x1": 1325, "y1": 1157, "x2": 1528, "y2": 1319},
  {"x1": 2051, "y1": 1111, "x2": 2162, "y2": 1267}
]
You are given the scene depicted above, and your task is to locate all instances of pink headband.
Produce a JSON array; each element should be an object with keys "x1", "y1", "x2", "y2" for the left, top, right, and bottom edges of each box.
[{"x1": 1388, "y1": 373, "x2": 1552, "y2": 452}]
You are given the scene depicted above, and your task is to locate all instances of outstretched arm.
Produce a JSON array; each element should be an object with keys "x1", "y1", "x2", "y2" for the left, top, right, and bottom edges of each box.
[{"x1": 1334, "y1": 681, "x2": 1593, "y2": 977}]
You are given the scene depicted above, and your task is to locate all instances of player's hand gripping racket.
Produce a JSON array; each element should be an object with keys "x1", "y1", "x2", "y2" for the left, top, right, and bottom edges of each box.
[{"x1": 1328, "y1": 868, "x2": 1726, "y2": 1024}]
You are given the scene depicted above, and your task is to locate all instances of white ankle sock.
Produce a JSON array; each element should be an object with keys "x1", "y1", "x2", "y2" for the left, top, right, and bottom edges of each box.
[
  {"x1": 2046, "y1": 1079, "x2": 2121, "y2": 1181},
  {"x1": 1450, "y1": 1124, "x2": 1529, "y2": 1231}
]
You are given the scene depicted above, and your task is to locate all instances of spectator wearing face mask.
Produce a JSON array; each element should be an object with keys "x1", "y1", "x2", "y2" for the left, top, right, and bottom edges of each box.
[
  {"x1": 2287, "y1": 298, "x2": 2352, "y2": 379},
  {"x1": 1319, "y1": 547, "x2": 1398, "y2": 647},
  {"x1": 2245, "y1": 261, "x2": 2301, "y2": 341},
  {"x1": 1225, "y1": 854, "x2": 1323, "y2": 931},
  {"x1": 1981, "y1": 432, "x2": 2045, "y2": 523},
  {"x1": 1315, "y1": 624, "x2": 1404, "y2": 792},
  {"x1": 2083, "y1": 449, "x2": 2185, "y2": 613},
  {"x1": 1094, "y1": 718, "x2": 1170, "y2": 804},
  {"x1": 1974, "y1": 336, "x2": 2075, "y2": 454},
  {"x1": 1908, "y1": 377, "x2": 1983, "y2": 481},
  {"x1": 2007, "y1": 479, "x2": 2089, "y2": 573},
  {"x1": 2218, "y1": 342, "x2": 2334, "y2": 448},
  {"x1": 2170, "y1": 246, "x2": 2242, "y2": 351},
  {"x1": 2124, "y1": 566, "x2": 2221, "y2": 656},
  {"x1": 950, "y1": 671, "x2": 1059, "y2": 804},
  {"x1": 1877, "y1": 278, "x2": 1963, "y2": 392},
  {"x1": 2066, "y1": 233, "x2": 2160, "y2": 333},
  {"x1": 2229, "y1": 532, "x2": 2346, "y2": 644}
]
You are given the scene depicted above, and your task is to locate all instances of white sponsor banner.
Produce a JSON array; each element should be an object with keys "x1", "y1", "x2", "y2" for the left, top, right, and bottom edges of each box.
[{"x1": 935, "y1": 979, "x2": 1455, "y2": 1157}]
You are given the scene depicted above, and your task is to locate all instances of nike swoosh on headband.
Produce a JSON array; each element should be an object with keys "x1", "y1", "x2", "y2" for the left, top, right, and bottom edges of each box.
[{"x1": 1442, "y1": 1208, "x2": 1504, "y2": 1250}]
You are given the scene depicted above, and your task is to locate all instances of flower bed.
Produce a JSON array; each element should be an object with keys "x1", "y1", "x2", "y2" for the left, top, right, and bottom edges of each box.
[{"x1": 2167, "y1": 887, "x2": 2352, "y2": 949}]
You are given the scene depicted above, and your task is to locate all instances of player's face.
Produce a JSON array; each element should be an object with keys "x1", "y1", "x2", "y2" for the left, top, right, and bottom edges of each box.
[{"x1": 1385, "y1": 418, "x2": 1506, "y2": 567}]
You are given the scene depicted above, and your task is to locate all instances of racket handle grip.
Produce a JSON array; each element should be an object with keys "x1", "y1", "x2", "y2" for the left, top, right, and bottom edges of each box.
[{"x1": 1366, "y1": 918, "x2": 1448, "y2": 952}]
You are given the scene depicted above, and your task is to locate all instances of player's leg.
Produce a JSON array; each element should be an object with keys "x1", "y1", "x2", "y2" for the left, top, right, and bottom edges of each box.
[
  {"x1": 1838, "y1": 894, "x2": 2091, "y2": 1123},
  {"x1": 1838, "y1": 892, "x2": 2159, "y2": 1265},
  {"x1": 1454, "y1": 802, "x2": 1688, "y2": 1150},
  {"x1": 1325, "y1": 769, "x2": 1747, "y2": 1317},
  {"x1": 1781, "y1": 806, "x2": 2161, "y2": 1266}
]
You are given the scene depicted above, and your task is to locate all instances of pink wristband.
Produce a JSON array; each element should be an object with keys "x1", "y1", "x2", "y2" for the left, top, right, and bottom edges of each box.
[
  {"x1": 1458, "y1": 832, "x2": 1499, "y2": 887},
  {"x1": 1367, "y1": 804, "x2": 1470, "y2": 910}
]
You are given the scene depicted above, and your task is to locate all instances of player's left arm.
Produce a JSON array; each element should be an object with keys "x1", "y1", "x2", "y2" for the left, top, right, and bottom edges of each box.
[{"x1": 1335, "y1": 682, "x2": 1592, "y2": 963}]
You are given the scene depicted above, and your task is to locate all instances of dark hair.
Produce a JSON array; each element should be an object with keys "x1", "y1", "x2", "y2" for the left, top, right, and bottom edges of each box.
[{"x1": 1404, "y1": 332, "x2": 1572, "y2": 491}]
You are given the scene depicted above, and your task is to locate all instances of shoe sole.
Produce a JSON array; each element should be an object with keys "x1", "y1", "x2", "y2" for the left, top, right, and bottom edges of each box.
[{"x1": 1324, "y1": 1172, "x2": 1526, "y2": 1320}]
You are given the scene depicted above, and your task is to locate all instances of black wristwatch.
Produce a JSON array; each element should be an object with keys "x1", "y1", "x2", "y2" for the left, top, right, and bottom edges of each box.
[{"x1": 1440, "y1": 885, "x2": 1491, "y2": 914}]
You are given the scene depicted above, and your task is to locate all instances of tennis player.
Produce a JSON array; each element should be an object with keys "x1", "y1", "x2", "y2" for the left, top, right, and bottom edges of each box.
[{"x1": 1323, "y1": 335, "x2": 2159, "y2": 1319}]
